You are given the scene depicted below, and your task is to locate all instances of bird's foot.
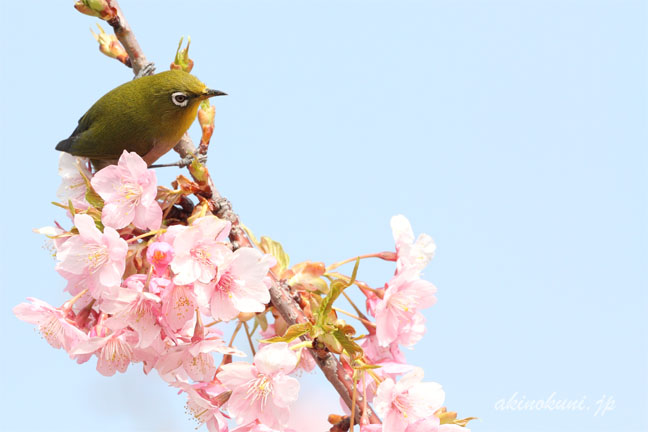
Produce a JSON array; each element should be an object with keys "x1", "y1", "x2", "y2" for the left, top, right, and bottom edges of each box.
[
  {"x1": 214, "y1": 197, "x2": 232, "y2": 214},
  {"x1": 149, "y1": 153, "x2": 207, "y2": 169},
  {"x1": 178, "y1": 153, "x2": 207, "y2": 168},
  {"x1": 134, "y1": 62, "x2": 156, "y2": 79}
]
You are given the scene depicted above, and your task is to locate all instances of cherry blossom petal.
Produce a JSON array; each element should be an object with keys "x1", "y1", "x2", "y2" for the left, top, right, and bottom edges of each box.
[
  {"x1": 271, "y1": 374, "x2": 300, "y2": 407},
  {"x1": 210, "y1": 289, "x2": 239, "y2": 321},
  {"x1": 254, "y1": 342, "x2": 298, "y2": 376},
  {"x1": 132, "y1": 200, "x2": 162, "y2": 231},
  {"x1": 218, "y1": 363, "x2": 257, "y2": 387}
]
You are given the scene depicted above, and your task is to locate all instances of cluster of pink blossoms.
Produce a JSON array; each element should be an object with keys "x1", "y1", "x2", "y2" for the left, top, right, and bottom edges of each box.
[{"x1": 16, "y1": 151, "x2": 473, "y2": 431}]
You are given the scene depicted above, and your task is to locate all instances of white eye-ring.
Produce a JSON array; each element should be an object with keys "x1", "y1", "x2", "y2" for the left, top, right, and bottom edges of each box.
[{"x1": 171, "y1": 92, "x2": 189, "y2": 107}]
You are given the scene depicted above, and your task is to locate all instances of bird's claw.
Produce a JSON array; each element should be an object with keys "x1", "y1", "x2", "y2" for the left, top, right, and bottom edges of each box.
[
  {"x1": 134, "y1": 62, "x2": 156, "y2": 79},
  {"x1": 214, "y1": 197, "x2": 232, "y2": 214},
  {"x1": 177, "y1": 153, "x2": 207, "y2": 168},
  {"x1": 148, "y1": 153, "x2": 206, "y2": 169}
]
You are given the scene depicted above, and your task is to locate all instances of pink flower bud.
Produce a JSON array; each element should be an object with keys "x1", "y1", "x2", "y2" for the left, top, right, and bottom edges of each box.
[
  {"x1": 146, "y1": 241, "x2": 174, "y2": 275},
  {"x1": 198, "y1": 100, "x2": 216, "y2": 153},
  {"x1": 91, "y1": 24, "x2": 131, "y2": 67}
]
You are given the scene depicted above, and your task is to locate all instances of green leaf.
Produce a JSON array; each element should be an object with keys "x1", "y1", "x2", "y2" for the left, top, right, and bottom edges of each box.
[
  {"x1": 260, "y1": 236, "x2": 290, "y2": 274},
  {"x1": 75, "y1": 162, "x2": 103, "y2": 209},
  {"x1": 317, "y1": 333, "x2": 342, "y2": 354},
  {"x1": 67, "y1": 200, "x2": 76, "y2": 216},
  {"x1": 261, "y1": 322, "x2": 311, "y2": 343},
  {"x1": 317, "y1": 279, "x2": 345, "y2": 327},
  {"x1": 189, "y1": 156, "x2": 208, "y2": 183},
  {"x1": 355, "y1": 363, "x2": 382, "y2": 370},
  {"x1": 309, "y1": 325, "x2": 325, "y2": 339},
  {"x1": 333, "y1": 329, "x2": 363, "y2": 359},
  {"x1": 85, "y1": 188, "x2": 104, "y2": 209},
  {"x1": 349, "y1": 257, "x2": 360, "y2": 284}
]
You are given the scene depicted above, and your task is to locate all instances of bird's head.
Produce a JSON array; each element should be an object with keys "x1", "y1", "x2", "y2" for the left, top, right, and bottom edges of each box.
[{"x1": 150, "y1": 69, "x2": 226, "y2": 114}]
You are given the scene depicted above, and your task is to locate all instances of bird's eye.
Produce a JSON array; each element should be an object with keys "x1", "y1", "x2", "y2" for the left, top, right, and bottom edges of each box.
[{"x1": 171, "y1": 92, "x2": 189, "y2": 107}]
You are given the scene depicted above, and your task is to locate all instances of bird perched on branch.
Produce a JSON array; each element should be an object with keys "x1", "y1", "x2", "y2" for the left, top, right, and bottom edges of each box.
[{"x1": 56, "y1": 70, "x2": 226, "y2": 170}]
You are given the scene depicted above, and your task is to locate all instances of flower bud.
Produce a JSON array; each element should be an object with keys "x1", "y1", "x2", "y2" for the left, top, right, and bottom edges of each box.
[
  {"x1": 237, "y1": 312, "x2": 256, "y2": 322},
  {"x1": 91, "y1": 24, "x2": 130, "y2": 67},
  {"x1": 74, "y1": 0, "x2": 117, "y2": 21},
  {"x1": 198, "y1": 100, "x2": 215, "y2": 154},
  {"x1": 146, "y1": 241, "x2": 174, "y2": 275},
  {"x1": 170, "y1": 36, "x2": 194, "y2": 73},
  {"x1": 328, "y1": 414, "x2": 345, "y2": 424}
]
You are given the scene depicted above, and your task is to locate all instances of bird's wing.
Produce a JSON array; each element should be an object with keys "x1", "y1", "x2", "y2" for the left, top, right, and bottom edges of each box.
[
  {"x1": 55, "y1": 114, "x2": 91, "y2": 154},
  {"x1": 55, "y1": 112, "x2": 153, "y2": 160}
]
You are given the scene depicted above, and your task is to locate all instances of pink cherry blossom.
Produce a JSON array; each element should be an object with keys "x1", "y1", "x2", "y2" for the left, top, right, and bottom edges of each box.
[
  {"x1": 173, "y1": 381, "x2": 230, "y2": 432},
  {"x1": 360, "y1": 334, "x2": 412, "y2": 377},
  {"x1": 195, "y1": 247, "x2": 275, "y2": 322},
  {"x1": 374, "y1": 368, "x2": 445, "y2": 432},
  {"x1": 13, "y1": 298, "x2": 86, "y2": 352},
  {"x1": 404, "y1": 416, "x2": 440, "y2": 431},
  {"x1": 100, "y1": 287, "x2": 162, "y2": 348},
  {"x1": 375, "y1": 268, "x2": 437, "y2": 347},
  {"x1": 55, "y1": 213, "x2": 128, "y2": 299},
  {"x1": 130, "y1": 335, "x2": 167, "y2": 375},
  {"x1": 90, "y1": 150, "x2": 162, "y2": 230},
  {"x1": 259, "y1": 324, "x2": 316, "y2": 373},
  {"x1": 405, "y1": 417, "x2": 471, "y2": 432},
  {"x1": 146, "y1": 241, "x2": 174, "y2": 275},
  {"x1": 34, "y1": 224, "x2": 70, "y2": 256},
  {"x1": 218, "y1": 342, "x2": 300, "y2": 429},
  {"x1": 391, "y1": 215, "x2": 436, "y2": 275},
  {"x1": 171, "y1": 216, "x2": 231, "y2": 285},
  {"x1": 182, "y1": 339, "x2": 246, "y2": 382},
  {"x1": 394, "y1": 311, "x2": 427, "y2": 347},
  {"x1": 121, "y1": 273, "x2": 173, "y2": 297},
  {"x1": 157, "y1": 338, "x2": 245, "y2": 382},
  {"x1": 232, "y1": 422, "x2": 297, "y2": 432},
  {"x1": 160, "y1": 282, "x2": 198, "y2": 332},
  {"x1": 72, "y1": 329, "x2": 137, "y2": 376},
  {"x1": 57, "y1": 153, "x2": 92, "y2": 210},
  {"x1": 438, "y1": 425, "x2": 471, "y2": 432}
]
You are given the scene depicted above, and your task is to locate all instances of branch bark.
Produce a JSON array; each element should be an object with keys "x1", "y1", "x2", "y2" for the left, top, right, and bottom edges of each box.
[
  {"x1": 101, "y1": 0, "x2": 380, "y2": 425},
  {"x1": 105, "y1": 1, "x2": 149, "y2": 76}
]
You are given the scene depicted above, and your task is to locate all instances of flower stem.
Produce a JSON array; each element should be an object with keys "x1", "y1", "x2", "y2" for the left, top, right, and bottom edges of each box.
[
  {"x1": 327, "y1": 271, "x2": 383, "y2": 298},
  {"x1": 127, "y1": 228, "x2": 165, "y2": 243},
  {"x1": 290, "y1": 340, "x2": 313, "y2": 351},
  {"x1": 326, "y1": 252, "x2": 395, "y2": 273},
  {"x1": 333, "y1": 307, "x2": 376, "y2": 329},
  {"x1": 62, "y1": 288, "x2": 89, "y2": 311},
  {"x1": 342, "y1": 291, "x2": 371, "y2": 322},
  {"x1": 350, "y1": 370, "x2": 359, "y2": 431},
  {"x1": 242, "y1": 320, "x2": 256, "y2": 356},
  {"x1": 220, "y1": 320, "x2": 243, "y2": 367},
  {"x1": 205, "y1": 319, "x2": 222, "y2": 327}
]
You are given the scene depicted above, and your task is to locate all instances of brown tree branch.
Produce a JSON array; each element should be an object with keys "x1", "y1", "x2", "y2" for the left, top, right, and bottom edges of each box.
[
  {"x1": 105, "y1": 0, "x2": 149, "y2": 76},
  {"x1": 97, "y1": 0, "x2": 379, "y2": 425}
]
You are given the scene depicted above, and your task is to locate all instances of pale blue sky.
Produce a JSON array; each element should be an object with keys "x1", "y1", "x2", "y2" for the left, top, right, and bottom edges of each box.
[{"x1": 0, "y1": 1, "x2": 646, "y2": 431}]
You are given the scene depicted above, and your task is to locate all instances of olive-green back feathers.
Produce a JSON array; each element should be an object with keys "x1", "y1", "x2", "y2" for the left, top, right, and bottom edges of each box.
[{"x1": 56, "y1": 70, "x2": 207, "y2": 161}]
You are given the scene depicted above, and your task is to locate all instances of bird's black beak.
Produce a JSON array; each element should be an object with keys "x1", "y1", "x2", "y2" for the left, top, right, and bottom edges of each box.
[{"x1": 203, "y1": 89, "x2": 227, "y2": 98}]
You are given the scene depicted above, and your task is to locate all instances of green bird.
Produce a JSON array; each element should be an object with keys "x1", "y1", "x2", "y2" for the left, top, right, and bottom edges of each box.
[{"x1": 56, "y1": 70, "x2": 226, "y2": 169}]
